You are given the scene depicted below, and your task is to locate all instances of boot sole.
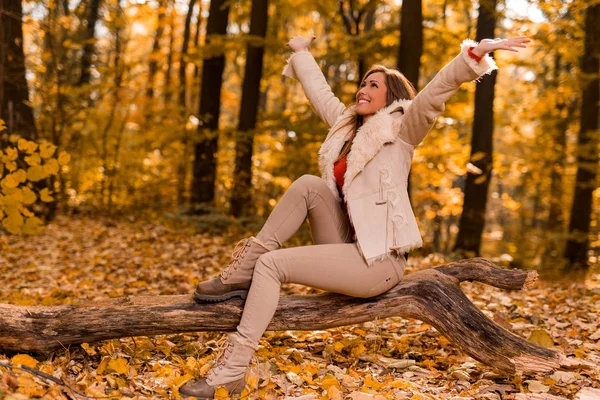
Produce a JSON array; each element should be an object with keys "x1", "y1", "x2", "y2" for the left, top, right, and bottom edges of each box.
[{"x1": 193, "y1": 289, "x2": 249, "y2": 303}]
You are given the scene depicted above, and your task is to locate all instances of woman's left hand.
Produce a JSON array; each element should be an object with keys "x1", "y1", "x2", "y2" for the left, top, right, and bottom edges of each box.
[{"x1": 472, "y1": 36, "x2": 531, "y2": 57}]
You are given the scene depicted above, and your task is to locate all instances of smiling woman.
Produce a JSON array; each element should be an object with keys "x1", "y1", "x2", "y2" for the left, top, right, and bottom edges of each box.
[{"x1": 180, "y1": 34, "x2": 531, "y2": 399}]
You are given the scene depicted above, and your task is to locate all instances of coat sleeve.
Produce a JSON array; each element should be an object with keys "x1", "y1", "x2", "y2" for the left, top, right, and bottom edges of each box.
[
  {"x1": 398, "y1": 39, "x2": 499, "y2": 147},
  {"x1": 282, "y1": 50, "x2": 347, "y2": 128}
]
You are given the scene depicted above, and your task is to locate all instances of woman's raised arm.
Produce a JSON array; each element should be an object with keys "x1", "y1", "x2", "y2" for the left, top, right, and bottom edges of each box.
[
  {"x1": 398, "y1": 36, "x2": 530, "y2": 147},
  {"x1": 282, "y1": 36, "x2": 346, "y2": 128}
]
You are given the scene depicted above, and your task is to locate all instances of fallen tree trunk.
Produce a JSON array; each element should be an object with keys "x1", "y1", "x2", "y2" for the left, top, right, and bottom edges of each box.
[{"x1": 0, "y1": 258, "x2": 591, "y2": 374}]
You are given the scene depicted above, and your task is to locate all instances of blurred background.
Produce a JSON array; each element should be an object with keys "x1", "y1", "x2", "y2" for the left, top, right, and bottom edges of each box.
[{"x1": 1, "y1": 0, "x2": 598, "y2": 276}]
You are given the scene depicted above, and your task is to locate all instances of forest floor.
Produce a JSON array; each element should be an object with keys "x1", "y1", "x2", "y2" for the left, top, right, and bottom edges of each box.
[{"x1": 0, "y1": 214, "x2": 599, "y2": 399}]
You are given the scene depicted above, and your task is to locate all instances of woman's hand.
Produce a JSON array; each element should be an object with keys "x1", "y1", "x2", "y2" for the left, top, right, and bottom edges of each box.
[
  {"x1": 286, "y1": 35, "x2": 317, "y2": 52},
  {"x1": 471, "y1": 36, "x2": 531, "y2": 57}
]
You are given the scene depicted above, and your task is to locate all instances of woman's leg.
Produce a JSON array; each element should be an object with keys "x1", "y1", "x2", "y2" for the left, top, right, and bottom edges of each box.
[
  {"x1": 256, "y1": 174, "x2": 353, "y2": 249},
  {"x1": 192, "y1": 244, "x2": 405, "y2": 394},
  {"x1": 194, "y1": 174, "x2": 351, "y2": 301},
  {"x1": 236, "y1": 245, "x2": 406, "y2": 345}
]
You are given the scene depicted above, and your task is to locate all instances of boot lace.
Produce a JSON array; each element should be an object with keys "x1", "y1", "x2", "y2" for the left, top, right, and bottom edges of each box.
[
  {"x1": 206, "y1": 334, "x2": 259, "y2": 380},
  {"x1": 220, "y1": 237, "x2": 252, "y2": 279}
]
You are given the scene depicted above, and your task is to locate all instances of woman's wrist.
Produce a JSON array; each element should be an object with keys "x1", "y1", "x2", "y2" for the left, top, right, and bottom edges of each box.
[{"x1": 468, "y1": 46, "x2": 484, "y2": 62}]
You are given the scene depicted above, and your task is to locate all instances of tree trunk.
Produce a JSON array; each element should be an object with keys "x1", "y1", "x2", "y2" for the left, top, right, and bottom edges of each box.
[
  {"x1": 229, "y1": 0, "x2": 269, "y2": 217},
  {"x1": 564, "y1": 3, "x2": 600, "y2": 270},
  {"x1": 397, "y1": 0, "x2": 423, "y2": 211},
  {"x1": 453, "y1": 0, "x2": 498, "y2": 256},
  {"x1": 397, "y1": 0, "x2": 422, "y2": 92},
  {"x1": 147, "y1": 0, "x2": 168, "y2": 100},
  {"x1": 78, "y1": 0, "x2": 102, "y2": 86},
  {"x1": 0, "y1": 258, "x2": 594, "y2": 375},
  {"x1": 164, "y1": 3, "x2": 176, "y2": 104},
  {"x1": 0, "y1": 0, "x2": 37, "y2": 140},
  {"x1": 179, "y1": 0, "x2": 197, "y2": 111},
  {"x1": 190, "y1": 0, "x2": 231, "y2": 204}
]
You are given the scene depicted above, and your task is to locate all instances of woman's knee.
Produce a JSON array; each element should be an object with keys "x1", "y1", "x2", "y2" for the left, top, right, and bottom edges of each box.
[
  {"x1": 289, "y1": 174, "x2": 326, "y2": 195},
  {"x1": 253, "y1": 252, "x2": 284, "y2": 282}
]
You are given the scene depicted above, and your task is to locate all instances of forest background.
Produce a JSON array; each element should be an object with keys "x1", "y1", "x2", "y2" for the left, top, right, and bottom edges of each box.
[
  {"x1": 1, "y1": 0, "x2": 600, "y2": 398},
  {"x1": 1, "y1": 0, "x2": 599, "y2": 272}
]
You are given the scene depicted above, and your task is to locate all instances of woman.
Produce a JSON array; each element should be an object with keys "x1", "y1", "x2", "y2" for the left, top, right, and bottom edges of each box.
[{"x1": 180, "y1": 34, "x2": 530, "y2": 398}]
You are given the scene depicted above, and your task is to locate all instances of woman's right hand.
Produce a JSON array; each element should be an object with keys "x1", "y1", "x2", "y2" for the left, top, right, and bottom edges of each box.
[{"x1": 286, "y1": 35, "x2": 316, "y2": 52}]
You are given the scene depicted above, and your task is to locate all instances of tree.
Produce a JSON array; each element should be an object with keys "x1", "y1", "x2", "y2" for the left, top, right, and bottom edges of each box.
[
  {"x1": 229, "y1": 0, "x2": 269, "y2": 217},
  {"x1": 190, "y1": 0, "x2": 231, "y2": 204},
  {"x1": 397, "y1": 0, "x2": 423, "y2": 208},
  {"x1": 0, "y1": 258, "x2": 592, "y2": 377},
  {"x1": 0, "y1": 0, "x2": 37, "y2": 140},
  {"x1": 453, "y1": 0, "x2": 498, "y2": 256},
  {"x1": 564, "y1": 3, "x2": 600, "y2": 270},
  {"x1": 337, "y1": 0, "x2": 378, "y2": 86},
  {"x1": 78, "y1": 0, "x2": 102, "y2": 86},
  {"x1": 147, "y1": 0, "x2": 168, "y2": 100}
]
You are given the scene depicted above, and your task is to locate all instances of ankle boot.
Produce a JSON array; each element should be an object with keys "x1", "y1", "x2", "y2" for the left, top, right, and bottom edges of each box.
[
  {"x1": 179, "y1": 332, "x2": 258, "y2": 399},
  {"x1": 194, "y1": 236, "x2": 269, "y2": 302}
]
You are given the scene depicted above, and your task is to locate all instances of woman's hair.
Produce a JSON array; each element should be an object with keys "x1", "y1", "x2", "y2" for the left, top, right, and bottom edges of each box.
[{"x1": 335, "y1": 65, "x2": 417, "y2": 163}]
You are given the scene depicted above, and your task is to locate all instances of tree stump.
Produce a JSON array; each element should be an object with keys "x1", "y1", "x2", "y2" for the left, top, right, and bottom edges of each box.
[{"x1": 0, "y1": 257, "x2": 594, "y2": 374}]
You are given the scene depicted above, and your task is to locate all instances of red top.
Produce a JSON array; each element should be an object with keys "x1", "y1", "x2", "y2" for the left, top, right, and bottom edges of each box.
[
  {"x1": 333, "y1": 153, "x2": 356, "y2": 238},
  {"x1": 333, "y1": 154, "x2": 347, "y2": 190}
]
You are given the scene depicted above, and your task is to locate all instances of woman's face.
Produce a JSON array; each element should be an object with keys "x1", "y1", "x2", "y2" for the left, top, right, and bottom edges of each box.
[{"x1": 356, "y1": 72, "x2": 387, "y2": 121}]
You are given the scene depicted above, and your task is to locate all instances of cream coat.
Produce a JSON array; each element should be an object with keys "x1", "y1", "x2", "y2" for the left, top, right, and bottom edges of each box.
[{"x1": 282, "y1": 39, "x2": 497, "y2": 266}]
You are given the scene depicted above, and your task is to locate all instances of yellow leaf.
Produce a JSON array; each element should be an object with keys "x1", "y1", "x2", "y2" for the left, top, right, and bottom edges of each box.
[
  {"x1": 168, "y1": 373, "x2": 194, "y2": 390},
  {"x1": 22, "y1": 217, "x2": 43, "y2": 235},
  {"x1": 21, "y1": 207, "x2": 33, "y2": 217},
  {"x1": 40, "y1": 142, "x2": 57, "y2": 159},
  {"x1": 43, "y1": 159, "x2": 59, "y2": 175},
  {"x1": 107, "y1": 357, "x2": 129, "y2": 375},
  {"x1": 0, "y1": 120, "x2": 6, "y2": 132},
  {"x1": 12, "y1": 354, "x2": 38, "y2": 369},
  {"x1": 58, "y1": 151, "x2": 70, "y2": 166},
  {"x1": 81, "y1": 343, "x2": 97, "y2": 356},
  {"x1": 351, "y1": 343, "x2": 366, "y2": 357},
  {"x1": 96, "y1": 357, "x2": 110, "y2": 375},
  {"x1": 1, "y1": 174, "x2": 19, "y2": 189},
  {"x1": 27, "y1": 165, "x2": 47, "y2": 182},
  {"x1": 474, "y1": 175, "x2": 488, "y2": 184},
  {"x1": 9, "y1": 134, "x2": 19, "y2": 142},
  {"x1": 214, "y1": 386, "x2": 230, "y2": 399},
  {"x1": 3, "y1": 209, "x2": 23, "y2": 234},
  {"x1": 5, "y1": 160, "x2": 16, "y2": 172},
  {"x1": 4, "y1": 147, "x2": 18, "y2": 161},
  {"x1": 17, "y1": 138, "x2": 38, "y2": 154},
  {"x1": 320, "y1": 375, "x2": 340, "y2": 390},
  {"x1": 25, "y1": 153, "x2": 41, "y2": 166},
  {"x1": 21, "y1": 187, "x2": 37, "y2": 205},
  {"x1": 328, "y1": 385, "x2": 343, "y2": 400},
  {"x1": 527, "y1": 329, "x2": 554, "y2": 348},
  {"x1": 471, "y1": 151, "x2": 487, "y2": 162},
  {"x1": 40, "y1": 188, "x2": 54, "y2": 202},
  {"x1": 334, "y1": 342, "x2": 345, "y2": 353}
]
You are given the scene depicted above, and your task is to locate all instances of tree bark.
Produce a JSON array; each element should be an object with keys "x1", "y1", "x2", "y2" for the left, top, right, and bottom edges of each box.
[
  {"x1": 78, "y1": 0, "x2": 102, "y2": 86},
  {"x1": 0, "y1": 0, "x2": 37, "y2": 140},
  {"x1": 397, "y1": 0, "x2": 423, "y2": 210},
  {"x1": 453, "y1": 0, "x2": 498, "y2": 256},
  {"x1": 564, "y1": 3, "x2": 600, "y2": 270},
  {"x1": 229, "y1": 0, "x2": 269, "y2": 217},
  {"x1": 179, "y1": 0, "x2": 197, "y2": 111},
  {"x1": 0, "y1": 258, "x2": 593, "y2": 375},
  {"x1": 147, "y1": 0, "x2": 168, "y2": 100},
  {"x1": 397, "y1": 0, "x2": 422, "y2": 92},
  {"x1": 190, "y1": 0, "x2": 231, "y2": 204}
]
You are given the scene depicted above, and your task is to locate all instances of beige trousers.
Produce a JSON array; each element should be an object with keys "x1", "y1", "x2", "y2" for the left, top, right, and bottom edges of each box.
[{"x1": 236, "y1": 174, "x2": 406, "y2": 346}]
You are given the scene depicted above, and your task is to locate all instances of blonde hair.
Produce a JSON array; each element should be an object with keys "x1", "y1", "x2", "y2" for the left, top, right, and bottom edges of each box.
[{"x1": 335, "y1": 65, "x2": 417, "y2": 163}]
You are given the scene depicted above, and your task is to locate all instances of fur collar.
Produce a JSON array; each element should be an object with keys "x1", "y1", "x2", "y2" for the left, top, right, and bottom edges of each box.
[{"x1": 318, "y1": 98, "x2": 413, "y2": 201}]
